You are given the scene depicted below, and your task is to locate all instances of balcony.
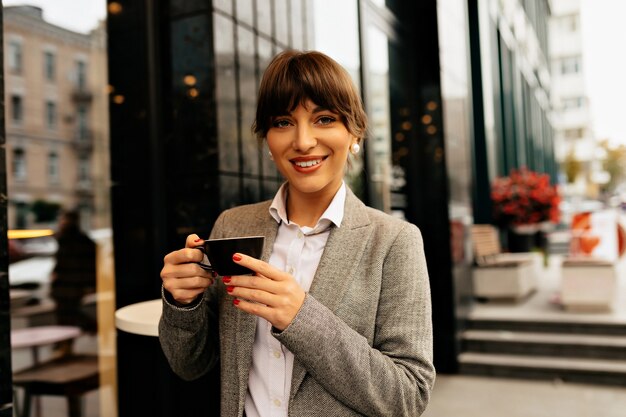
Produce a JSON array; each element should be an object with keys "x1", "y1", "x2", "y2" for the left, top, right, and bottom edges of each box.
[
  {"x1": 72, "y1": 129, "x2": 94, "y2": 153},
  {"x1": 71, "y1": 86, "x2": 93, "y2": 103}
]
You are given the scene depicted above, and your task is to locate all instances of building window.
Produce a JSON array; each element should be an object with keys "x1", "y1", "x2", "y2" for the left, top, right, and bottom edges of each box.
[
  {"x1": 76, "y1": 60, "x2": 87, "y2": 90},
  {"x1": 8, "y1": 41, "x2": 22, "y2": 74},
  {"x1": 12, "y1": 148, "x2": 26, "y2": 180},
  {"x1": 44, "y1": 51, "x2": 56, "y2": 81},
  {"x1": 11, "y1": 95, "x2": 23, "y2": 123},
  {"x1": 561, "y1": 15, "x2": 578, "y2": 32},
  {"x1": 46, "y1": 101, "x2": 57, "y2": 129},
  {"x1": 78, "y1": 155, "x2": 90, "y2": 182},
  {"x1": 564, "y1": 128, "x2": 584, "y2": 139},
  {"x1": 562, "y1": 97, "x2": 584, "y2": 109},
  {"x1": 560, "y1": 56, "x2": 580, "y2": 75},
  {"x1": 48, "y1": 151, "x2": 59, "y2": 183},
  {"x1": 77, "y1": 105, "x2": 89, "y2": 139}
]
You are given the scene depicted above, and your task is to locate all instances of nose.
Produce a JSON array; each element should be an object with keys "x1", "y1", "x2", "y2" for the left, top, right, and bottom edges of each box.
[{"x1": 292, "y1": 124, "x2": 317, "y2": 152}]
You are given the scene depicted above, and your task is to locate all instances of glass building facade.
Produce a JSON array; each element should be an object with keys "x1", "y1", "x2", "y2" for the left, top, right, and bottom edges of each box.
[{"x1": 0, "y1": 0, "x2": 556, "y2": 415}]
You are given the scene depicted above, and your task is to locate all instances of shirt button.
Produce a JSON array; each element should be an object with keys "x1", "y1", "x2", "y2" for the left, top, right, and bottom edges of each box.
[
  {"x1": 287, "y1": 266, "x2": 294, "y2": 275},
  {"x1": 297, "y1": 231, "x2": 304, "y2": 239},
  {"x1": 273, "y1": 350, "x2": 281, "y2": 358},
  {"x1": 273, "y1": 399, "x2": 282, "y2": 407}
]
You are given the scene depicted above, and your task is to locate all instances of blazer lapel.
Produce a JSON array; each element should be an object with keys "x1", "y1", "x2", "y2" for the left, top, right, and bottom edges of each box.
[
  {"x1": 289, "y1": 189, "x2": 372, "y2": 400},
  {"x1": 235, "y1": 205, "x2": 279, "y2": 415}
]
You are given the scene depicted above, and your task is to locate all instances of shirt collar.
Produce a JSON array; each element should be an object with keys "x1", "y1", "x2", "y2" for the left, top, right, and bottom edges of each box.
[{"x1": 269, "y1": 182, "x2": 346, "y2": 232}]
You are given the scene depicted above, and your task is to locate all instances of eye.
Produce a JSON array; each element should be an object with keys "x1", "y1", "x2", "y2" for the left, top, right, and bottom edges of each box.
[
  {"x1": 272, "y1": 119, "x2": 291, "y2": 128},
  {"x1": 316, "y1": 116, "x2": 336, "y2": 126}
]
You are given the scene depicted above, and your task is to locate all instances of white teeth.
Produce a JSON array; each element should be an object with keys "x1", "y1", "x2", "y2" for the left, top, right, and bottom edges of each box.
[{"x1": 294, "y1": 159, "x2": 322, "y2": 168}]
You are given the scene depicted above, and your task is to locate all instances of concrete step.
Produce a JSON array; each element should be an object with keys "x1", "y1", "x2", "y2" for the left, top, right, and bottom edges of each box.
[
  {"x1": 466, "y1": 317, "x2": 626, "y2": 336},
  {"x1": 459, "y1": 352, "x2": 626, "y2": 386},
  {"x1": 462, "y1": 330, "x2": 626, "y2": 360}
]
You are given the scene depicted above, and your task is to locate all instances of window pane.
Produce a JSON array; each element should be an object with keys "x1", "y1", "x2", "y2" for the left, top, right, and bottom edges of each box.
[
  {"x1": 236, "y1": 0, "x2": 254, "y2": 26},
  {"x1": 238, "y1": 25, "x2": 259, "y2": 176},
  {"x1": 364, "y1": 25, "x2": 392, "y2": 212},
  {"x1": 274, "y1": 0, "x2": 289, "y2": 44},
  {"x1": 48, "y1": 152, "x2": 59, "y2": 182},
  {"x1": 46, "y1": 101, "x2": 57, "y2": 129},
  {"x1": 9, "y1": 41, "x2": 22, "y2": 73},
  {"x1": 44, "y1": 51, "x2": 56, "y2": 80},
  {"x1": 214, "y1": 14, "x2": 239, "y2": 173},
  {"x1": 256, "y1": 0, "x2": 272, "y2": 37},
  {"x1": 11, "y1": 96, "x2": 23, "y2": 123}
]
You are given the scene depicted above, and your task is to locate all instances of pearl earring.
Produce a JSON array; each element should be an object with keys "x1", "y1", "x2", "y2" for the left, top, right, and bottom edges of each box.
[
  {"x1": 350, "y1": 143, "x2": 360, "y2": 155},
  {"x1": 268, "y1": 151, "x2": 274, "y2": 160}
]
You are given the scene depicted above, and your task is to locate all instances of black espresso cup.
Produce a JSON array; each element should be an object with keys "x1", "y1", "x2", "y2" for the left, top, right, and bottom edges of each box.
[{"x1": 197, "y1": 236, "x2": 265, "y2": 276}]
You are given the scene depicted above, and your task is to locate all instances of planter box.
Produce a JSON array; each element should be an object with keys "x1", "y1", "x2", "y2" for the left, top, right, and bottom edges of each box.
[
  {"x1": 561, "y1": 259, "x2": 617, "y2": 311},
  {"x1": 472, "y1": 260, "x2": 535, "y2": 300}
]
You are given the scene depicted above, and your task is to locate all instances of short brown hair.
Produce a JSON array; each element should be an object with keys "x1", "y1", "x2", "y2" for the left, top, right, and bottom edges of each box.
[{"x1": 253, "y1": 50, "x2": 368, "y2": 142}]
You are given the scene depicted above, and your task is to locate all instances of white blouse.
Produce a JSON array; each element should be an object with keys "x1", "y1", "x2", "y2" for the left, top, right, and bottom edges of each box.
[{"x1": 244, "y1": 182, "x2": 346, "y2": 417}]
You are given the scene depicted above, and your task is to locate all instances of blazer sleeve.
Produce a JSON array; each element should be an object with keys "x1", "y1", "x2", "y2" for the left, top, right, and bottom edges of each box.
[
  {"x1": 273, "y1": 223, "x2": 435, "y2": 416},
  {"x1": 158, "y1": 212, "x2": 227, "y2": 381}
]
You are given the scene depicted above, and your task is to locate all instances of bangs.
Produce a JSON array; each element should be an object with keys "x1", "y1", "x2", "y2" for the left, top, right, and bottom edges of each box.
[
  {"x1": 263, "y1": 59, "x2": 348, "y2": 115},
  {"x1": 254, "y1": 50, "x2": 364, "y2": 141}
]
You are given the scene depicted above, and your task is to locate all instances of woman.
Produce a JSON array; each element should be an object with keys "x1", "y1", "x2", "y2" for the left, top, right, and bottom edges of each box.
[{"x1": 159, "y1": 50, "x2": 435, "y2": 416}]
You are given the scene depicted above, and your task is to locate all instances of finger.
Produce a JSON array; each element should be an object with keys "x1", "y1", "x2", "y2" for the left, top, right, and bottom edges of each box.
[
  {"x1": 163, "y1": 275, "x2": 213, "y2": 291},
  {"x1": 224, "y1": 274, "x2": 279, "y2": 293},
  {"x1": 185, "y1": 234, "x2": 205, "y2": 249},
  {"x1": 161, "y1": 261, "x2": 213, "y2": 280},
  {"x1": 232, "y1": 253, "x2": 289, "y2": 281},
  {"x1": 164, "y1": 247, "x2": 205, "y2": 265},
  {"x1": 233, "y1": 298, "x2": 292, "y2": 331},
  {"x1": 226, "y1": 285, "x2": 277, "y2": 306}
]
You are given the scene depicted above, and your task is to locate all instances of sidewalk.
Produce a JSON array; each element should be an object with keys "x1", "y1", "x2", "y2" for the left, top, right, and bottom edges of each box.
[
  {"x1": 422, "y1": 253, "x2": 626, "y2": 417},
  {"x1": 422, "y1": 374, "x2": 626, "y2": 417}
]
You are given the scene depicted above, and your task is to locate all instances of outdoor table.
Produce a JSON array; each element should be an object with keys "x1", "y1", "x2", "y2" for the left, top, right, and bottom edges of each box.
[{"x1": 115, "y1": 299, "x2": 162, "y2": 337}]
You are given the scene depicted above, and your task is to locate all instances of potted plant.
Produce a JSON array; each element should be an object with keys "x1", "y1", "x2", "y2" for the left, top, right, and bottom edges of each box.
[{"x1": 491, "y1": 167, "x2": 561, "y2": 252}]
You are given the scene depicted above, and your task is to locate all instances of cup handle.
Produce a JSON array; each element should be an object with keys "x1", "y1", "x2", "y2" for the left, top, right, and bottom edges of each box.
[{"x1": 194, "y1": 246, "x2": 214, "y2": 272}]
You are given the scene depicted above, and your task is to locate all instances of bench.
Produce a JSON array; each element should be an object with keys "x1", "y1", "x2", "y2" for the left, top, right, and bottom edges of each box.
[
  {"x1": 13, "y1": 355, "x2": 99, "y2": 417},
  {"x1": 470, "y1": 225, "x2": 538, "y2": 300},
  {"x1": 560, "y1": 257, "x2": 617, "y2": 311}
]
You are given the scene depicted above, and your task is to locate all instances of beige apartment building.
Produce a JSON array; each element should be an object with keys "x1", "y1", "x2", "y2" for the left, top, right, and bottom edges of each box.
[{"x1": 3, "y1": 5, "x2": 109, "y2": 231}]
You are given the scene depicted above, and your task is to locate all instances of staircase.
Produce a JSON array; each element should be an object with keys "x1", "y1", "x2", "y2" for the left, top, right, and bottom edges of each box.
[{"x1": 459, "y1": 317, "x2": 626, "y2": 386}]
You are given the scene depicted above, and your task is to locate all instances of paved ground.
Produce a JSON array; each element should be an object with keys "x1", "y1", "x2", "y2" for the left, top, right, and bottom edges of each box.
[
  {"x1": 422, "y1": 374, "x2": 626, "y2": 417},
  {"x1": 11, "y1": 254, "x2": 626, "y2": 416}
]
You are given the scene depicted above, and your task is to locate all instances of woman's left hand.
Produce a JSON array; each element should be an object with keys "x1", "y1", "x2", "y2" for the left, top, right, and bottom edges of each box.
[{"x1": 225, "y1": 253, "x2": 306, "y2": 331}]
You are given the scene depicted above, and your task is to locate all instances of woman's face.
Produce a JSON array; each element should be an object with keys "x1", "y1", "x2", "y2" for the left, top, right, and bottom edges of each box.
[{"x1": 267, "y1": 99, "x2": 356, "y2": 200}]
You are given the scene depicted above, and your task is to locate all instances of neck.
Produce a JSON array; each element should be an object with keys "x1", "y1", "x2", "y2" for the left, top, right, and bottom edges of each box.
[{"x1": 286, "y1": 183, "x2": 341, "y2": 228}]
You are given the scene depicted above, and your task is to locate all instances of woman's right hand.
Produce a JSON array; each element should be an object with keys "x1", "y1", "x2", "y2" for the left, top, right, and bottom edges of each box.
[{"x1": 161, "y1": 234, "x2": 215, "y2": 305}]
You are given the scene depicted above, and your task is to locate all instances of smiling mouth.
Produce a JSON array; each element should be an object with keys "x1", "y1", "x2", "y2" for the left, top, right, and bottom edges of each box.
[{"x1": 291, "y1": 156, "x2": 327, "y2": 168}]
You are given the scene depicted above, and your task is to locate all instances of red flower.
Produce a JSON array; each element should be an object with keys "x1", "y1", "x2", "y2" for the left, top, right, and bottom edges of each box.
[{"x1": 491, "y1": 167, "x2": 561, "y2": 227}]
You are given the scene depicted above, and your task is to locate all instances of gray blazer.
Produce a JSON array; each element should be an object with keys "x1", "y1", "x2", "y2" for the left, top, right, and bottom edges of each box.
[{"x1": 159, "y1": 188, "x2": 435, "y2": 416}]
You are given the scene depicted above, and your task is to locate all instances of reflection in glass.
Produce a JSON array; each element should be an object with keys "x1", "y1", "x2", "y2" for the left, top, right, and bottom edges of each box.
[
  {"x1": 236, "y1": 0, "x2": 254, "y2": 27},
  {"x1": 214, "y1": 14, "x2": 238, "y2": 174},
  {"x1": 256, "y1": 0, "x2": 272, "y2": 37},
  {"x1": 238, "y1": 25, "x2": 259, "y2": 175},
  {"x1": 365, "y1": 26, "x2": 392, "y2": 212},
  {"x1": 274, "y1": 0, "x2": 289, "y2": 45}
]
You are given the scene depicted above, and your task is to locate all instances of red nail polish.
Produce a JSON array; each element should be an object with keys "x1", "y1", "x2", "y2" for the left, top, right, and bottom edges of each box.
[
  {"x1": 194, "y1": 238, "x2": 202, "y2": 242},
  {"x1": 233, "y1": 299, "x2": 240, "y2": 306},
  {"x1": 232, "y1": 253, "x2": 242, "y2": 261},
  {"x1": 223, "y1": 276, "x2": 231, "y2": 283},
  {"x1": 226, "y1": 286, "x2": 234, "y2": 293}
]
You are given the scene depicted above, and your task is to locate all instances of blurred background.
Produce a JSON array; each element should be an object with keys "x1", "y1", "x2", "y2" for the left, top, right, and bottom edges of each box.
[{"x1": 1, "y1": 0, "x2": 626, "y2": 416}]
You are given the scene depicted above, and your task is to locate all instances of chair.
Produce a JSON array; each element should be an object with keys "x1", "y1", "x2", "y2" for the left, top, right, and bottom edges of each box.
[
  {"x1": 470, "y1": 225, "x2": 538, "y2": 300},
  {"x1": 12, "y1": 354, "x2": 99, "y2": 417}
]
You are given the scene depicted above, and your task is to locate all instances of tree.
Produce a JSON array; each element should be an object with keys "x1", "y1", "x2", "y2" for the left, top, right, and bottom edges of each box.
[
  {"x1": 600, "y1": 140, "x2": 626, "y2": 194},
  {"x1": 563, "y1": 149, "x2": 582, "y2": 183}
]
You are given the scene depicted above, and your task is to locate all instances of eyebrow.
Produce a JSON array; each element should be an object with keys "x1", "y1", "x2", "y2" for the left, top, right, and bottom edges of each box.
[{"x1": 277, "y1": 105, "x2": 331, "y2": 115}]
